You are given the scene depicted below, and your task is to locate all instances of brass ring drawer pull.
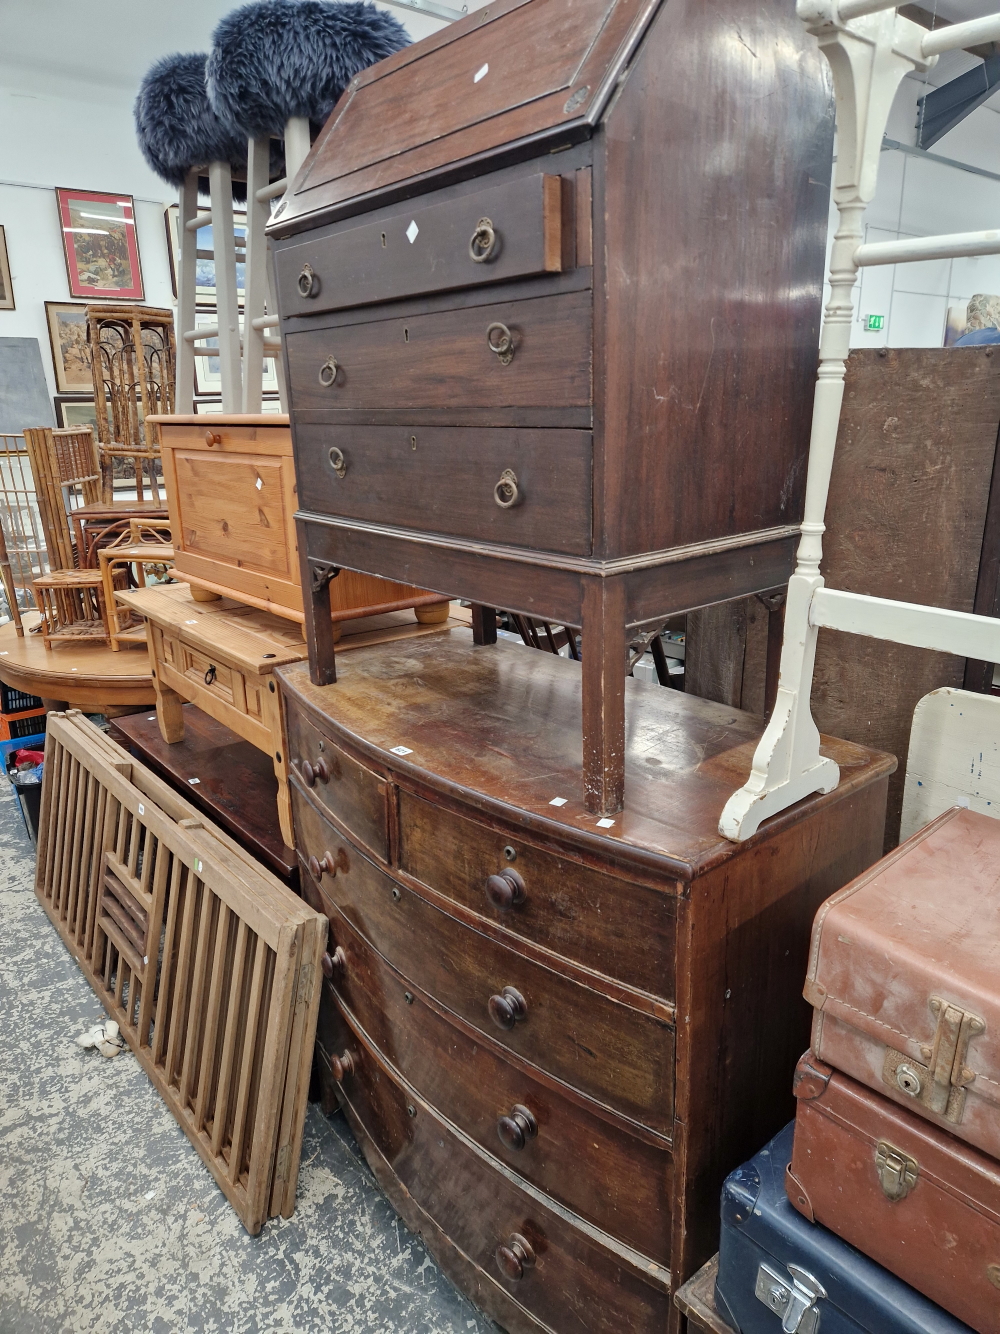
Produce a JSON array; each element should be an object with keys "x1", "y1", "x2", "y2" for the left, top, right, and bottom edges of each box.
[
  {"x1": 486, "y1": 321, "x2": 515, "y2": 365},
  {"x1": 486, "y1": 867, "x2": 526, "y2": 910},
  {"x1": 488, "y1": 985, "x2": 527, "y2": 1030},
  {"x1": 470, "y1": 217, "x2": 498, "y2": 263},
  {"x1": 494, "y1": 469, "x2": 519, "y2": 509},
  {"x1": 318, "y1": 356, "x2": 339, "y2": 387},
  {"x1": 496, "y1": 1104, "x2": 537, "y2": 1151},
  {"x1": 298, "y1": 262, "x2": 320, "y2": 298},
  {"x1": 328, "y1": 446, "x2": 347, "y2": 479},
  {"x1": 496, "y1": 1233, "x2": 535, "y2": 1282}
]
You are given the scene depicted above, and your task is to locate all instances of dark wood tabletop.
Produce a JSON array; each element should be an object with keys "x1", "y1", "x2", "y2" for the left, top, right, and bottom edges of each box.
[{"x1": 108, "y1": 703, "x2": 297, "y2": 886}]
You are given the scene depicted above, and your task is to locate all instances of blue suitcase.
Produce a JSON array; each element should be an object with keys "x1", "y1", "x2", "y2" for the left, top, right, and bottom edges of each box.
[{"x1": 715, "y1": 1122, "x2": 971, "y2": 1333}]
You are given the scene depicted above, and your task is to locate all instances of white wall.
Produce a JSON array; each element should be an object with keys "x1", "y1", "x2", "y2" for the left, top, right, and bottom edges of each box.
[{"x1": 838, "y1": 65, "x2": 1000, "y2": 350}]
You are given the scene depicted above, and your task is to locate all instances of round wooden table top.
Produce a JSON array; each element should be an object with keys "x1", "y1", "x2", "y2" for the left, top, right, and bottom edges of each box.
[{"x1": 0, "y1": 612, "x2": 155, "y2": 712}]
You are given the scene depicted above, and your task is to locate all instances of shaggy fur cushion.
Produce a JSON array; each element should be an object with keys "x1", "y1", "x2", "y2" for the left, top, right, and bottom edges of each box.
[
  {"x1": 134, "y1": 52, "x2": 248, "y2": 186},
  {"x1": 206, "y1": 0, "x2": 410, "y2": 138}
]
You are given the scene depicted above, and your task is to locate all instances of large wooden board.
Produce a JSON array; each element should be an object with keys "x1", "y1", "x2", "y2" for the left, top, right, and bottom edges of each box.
[{"x1": 811, "y1": 348, "x2": 1000, "y2": 849}]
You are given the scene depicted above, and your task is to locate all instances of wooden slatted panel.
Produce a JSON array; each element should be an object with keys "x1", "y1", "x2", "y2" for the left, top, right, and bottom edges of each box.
[{"x1": 33, "y1": 711, "x2": 324, "y2": 1234}]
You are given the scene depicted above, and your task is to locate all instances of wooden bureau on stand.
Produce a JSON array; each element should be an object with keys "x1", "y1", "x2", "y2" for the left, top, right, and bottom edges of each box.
[
  {"x1": 268, "y1": 0, "x2": 835, "y2": 814},
  {"x1": 277, "y1": 632, "x2": 893, "y2": 1334}
]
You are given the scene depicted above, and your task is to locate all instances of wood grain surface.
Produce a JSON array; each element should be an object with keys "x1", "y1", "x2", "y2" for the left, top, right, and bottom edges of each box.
[{"x1": 810, "y1": 347, "x2": 1000, "y2": 848}]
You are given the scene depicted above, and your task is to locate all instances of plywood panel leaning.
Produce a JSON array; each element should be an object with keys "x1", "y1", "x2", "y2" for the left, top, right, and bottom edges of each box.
[{"x1": 33, "y1": 710, "x2": 326, "y2": 1233}]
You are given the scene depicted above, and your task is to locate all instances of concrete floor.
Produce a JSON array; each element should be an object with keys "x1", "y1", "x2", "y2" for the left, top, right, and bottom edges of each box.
[{"x1": 0, "y1": 779, "x2": 500, "y2": 1334}]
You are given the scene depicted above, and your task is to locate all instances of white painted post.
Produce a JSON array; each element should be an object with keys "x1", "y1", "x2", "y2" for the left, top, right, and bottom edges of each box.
[
  {"x1": 208, "y1": 160, "x2": 243, "y2": 412},
  {"x1": 718, "y1": 5, "x2": 935, "y2": 841},
  {"x1": 175, "y1": 171, "x2": 199, "y2": 414},
  {"x1": 242, "y1": 136, "x2": 272, "y2": 413}
]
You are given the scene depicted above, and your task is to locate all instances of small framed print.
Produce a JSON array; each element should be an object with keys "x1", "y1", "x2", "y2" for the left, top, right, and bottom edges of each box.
[
  {"x1": 56, "y1": 188, "x2": 143, "y2": 300},
  {"x1": 45, "y1": 302, "x2": 92, "y2": 393},
  {"x1": 165, "y1": 203, "x2": 246, "y2": 304},
  {"x1": 53, "y1": 396, "x2": 112, "y2": 433},
  {"x1": 193, "y1": 310, "x2": 278, "y2": 396},
  {"x1": 0, "y1": 226, "x2": 14, "y2": 310}
]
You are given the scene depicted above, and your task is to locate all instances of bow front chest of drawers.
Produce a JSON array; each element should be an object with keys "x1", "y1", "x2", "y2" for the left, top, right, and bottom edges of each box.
[
  {"x1": 268, "y1": 0, "x2": 835, "y2": 815},
  {"x1": 277, "y1": 632, "x2": 893, "y2": 1334}
]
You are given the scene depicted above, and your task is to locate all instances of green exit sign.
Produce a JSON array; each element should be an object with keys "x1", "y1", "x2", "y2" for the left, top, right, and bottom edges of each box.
[{"x1": 865, "y1": 314, "x2": 885, "y2": 331}]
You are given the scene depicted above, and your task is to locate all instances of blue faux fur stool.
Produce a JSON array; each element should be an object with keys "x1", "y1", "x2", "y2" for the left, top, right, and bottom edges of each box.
[
  {"x1": 206, "y1": 0, "x2": 410, "y2": 143},
  {"x1": 134, "y1": 52, "x2": 247, "y2": 191}
]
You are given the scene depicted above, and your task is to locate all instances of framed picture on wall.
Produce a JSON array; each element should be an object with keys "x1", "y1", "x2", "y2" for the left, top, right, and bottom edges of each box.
[
  {"x1": 165, "y1": 203, "x2": 246, "y2": 304},
  {"x1": 45, "y1": 302, "x2": 93, "y2": 393},
  {"x1": 53, "y1": 396, "x2": 113, "y2": 433},
  {"x1": 0, "y1": 226, "x2": 14, "y2": 310},
  {"x1": 55, "y1": 188, "x2": 144, "y2": 300}
]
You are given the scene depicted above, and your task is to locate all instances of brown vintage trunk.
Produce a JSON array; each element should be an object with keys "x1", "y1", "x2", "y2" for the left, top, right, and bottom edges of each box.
[
  {"x1": 805, "y1": 806, "x2": 1000, "y2": 1160},
  {"x1": 788, "y1": 1054, "x2": 1000, "y2": 1334}
]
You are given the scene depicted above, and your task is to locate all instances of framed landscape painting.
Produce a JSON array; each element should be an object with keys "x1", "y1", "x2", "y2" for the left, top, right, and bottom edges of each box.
[
  {"x1": 45, "y1": 302, "x2": 93, "y2": 393},
  {"x1": 56, "y1": 188, "x2": 143, "y2": 300},
  {"x1": 0, "y1": 226, "x2": 14, "y2": 310},
  {"x1": 53, "y1": 396, "x2": 114, "y2": 433},
  {"x1": 165, "y1": 203, "x2": 246, "y2": 303}
]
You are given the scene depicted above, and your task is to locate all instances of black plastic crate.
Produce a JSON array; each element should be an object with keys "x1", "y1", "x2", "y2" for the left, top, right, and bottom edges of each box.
[
  {"x1": 3, "y1": 712, "x2": 47, "y2": 741},
  {"x1": 0, "y1": 684, "x2": 43, "y2": 714}
]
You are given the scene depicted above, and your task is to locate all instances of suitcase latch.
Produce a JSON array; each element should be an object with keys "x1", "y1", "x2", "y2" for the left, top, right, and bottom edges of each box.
[
  {"x1": 875, "y1": 1140, "x2": 919, "y2": 1201},
  {"x1": 755, "y1": 1261, "x2": 826, "y2": 1332},
  {"x1": 882, "y1": 996, "x2": 985, "y2": 1124}
]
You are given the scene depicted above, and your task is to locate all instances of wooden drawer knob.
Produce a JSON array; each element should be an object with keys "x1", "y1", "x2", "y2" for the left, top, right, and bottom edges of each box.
[
  {"x1": 486, "y1": 867, "x2": 526, "y2": 911},
  {"x1": 320, "y1": 947, "x2": 346, "y2": 979},
  {"x1": 496, "y1": 1233, "x2": 535, "y2": 1281},
  {"x1": 308, "y1": 849, "x2": 337, "y2": 879},
  {"x1": 300, "y1": 756, "x2": 330, "y2": 787},
  {"x1": 330, "y1": 1049, "x2": 355, "y2": 1082},
  {"x1": 488, "y1": 985, "x2": 527, "y2": 1031},
  {"x1": 496, "y1": 1104, "x2": 537, "y2": 1151},
  {"x1": 204, "y1": 430, "x2": 221, "y2": 447}
]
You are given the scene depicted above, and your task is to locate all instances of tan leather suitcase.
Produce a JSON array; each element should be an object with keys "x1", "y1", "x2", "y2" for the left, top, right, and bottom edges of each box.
[
  {"x1": 787, "y1": 1053, "x2": 1000, "y2": 1333},
  {"x1": 804, "y1": 805, "x2": 1000, "y2": 1159}
]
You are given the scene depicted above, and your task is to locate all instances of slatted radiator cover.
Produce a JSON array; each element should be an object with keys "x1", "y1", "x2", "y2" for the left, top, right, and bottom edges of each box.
[{"x1": 34, "y1": 711, "x2": 325, "y2": 1234}]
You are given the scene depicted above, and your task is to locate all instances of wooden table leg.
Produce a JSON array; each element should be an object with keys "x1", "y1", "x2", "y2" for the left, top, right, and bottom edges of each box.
[
  {"x1": 471, "y1": 605, "x2": 498, "y2": 645},
  {"x1": 264, "y1": 675, "x2": 295, "y2": 849},
  {"x1": 298, "y1": 522, "x2": 338, "y2": 687},
  {"x1": 581, "y1": 577, "x2": 626, "y2": 815},
  {"x1": 147, "y1": 623, "x2": 185, "y2": 743}
]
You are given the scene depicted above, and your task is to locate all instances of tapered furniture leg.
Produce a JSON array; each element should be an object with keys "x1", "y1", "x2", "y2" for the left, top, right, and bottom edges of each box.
[
  {"x1": 471, "y1": 605, "x2": 498, "y2": 646},
  {"x1": 299, "y1": 525, "x2": 338, "y2": 687},
  {"x1": 581, "y1": 576, "x2": 627, "y2": 815}
]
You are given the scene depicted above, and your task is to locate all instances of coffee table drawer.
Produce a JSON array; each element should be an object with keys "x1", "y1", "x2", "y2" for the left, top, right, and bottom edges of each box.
[
  {"x1": 276, "y1": 172, "x2": 565, "y2": 318},
  {"x1": 293, "y1": 780, "x2": 675, "y2": 1136},
  {"x1": 306, "y1": 890, "x2": 673, "y2": 1263},
  {"x1": 294, "y1": 425, "x2": 592, "y2": 557},
  {"x1": 319, "y1": 999, "x2": 673, "y2": 1334},
  {"x1": 399, "y1": 790, "x2": 676, "y2": 1000},
  {"x1": 285, "y1": 289, "x2": 592, "y2": 414}
]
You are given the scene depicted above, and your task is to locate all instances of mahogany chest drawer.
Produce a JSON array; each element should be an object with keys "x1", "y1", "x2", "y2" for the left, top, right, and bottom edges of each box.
[
  {"x1": 319, "y1": 998, "x2": 673, "y2": 1334},
  {"x1": 398, "y1": 790, "x2": 676, "y2": 1000},
  {"x1": 306, "y1": 884, "x2": 672, "y2": 1263},
  {"x1": 293, "y1": 425, "x2": 592, "y2": 557},
  {"x1": 285, "y1": 289, "x2": 592, "y2": 414},
  {"x1": 292, "y1": 780, "x2": 675, "y2": 1135},
  {"x1": 286, "y1": 703, "x2": 389, "y2": 861},
  {"x1": 276, "y1": 172, "x2": 565, "y2": 318}
]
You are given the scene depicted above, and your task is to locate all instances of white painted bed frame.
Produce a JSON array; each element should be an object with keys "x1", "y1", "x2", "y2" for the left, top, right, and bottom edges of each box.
[
  {"x1": 174, "y1": 119, "x2": 312, "y2": 413},
  {"x1": 720, "y1": 0, "x2": 1000, "y2": 841}
]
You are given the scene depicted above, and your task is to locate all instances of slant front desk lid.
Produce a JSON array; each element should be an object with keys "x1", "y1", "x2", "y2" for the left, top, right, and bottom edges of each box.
[
  {"x1": 269, "y1": 0, "x2": 661, "y2": 231},
  {"x1": 277, "y1": 631, "x2": 893, "y2": 880}
]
